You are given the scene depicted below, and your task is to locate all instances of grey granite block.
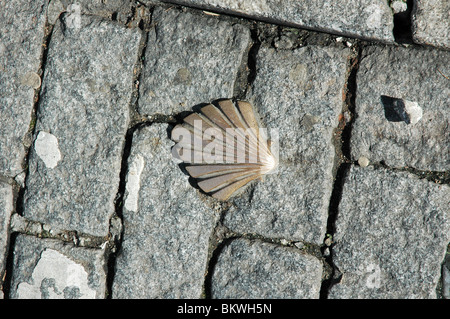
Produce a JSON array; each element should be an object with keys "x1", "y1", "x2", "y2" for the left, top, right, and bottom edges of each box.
[
  {"x1": 329, "y1": 165, "x2": 450, "y2": 299},
  {"x1": 9, "y1": 234, "x2": 107, "y2": 299},
  {"x1": 22, "y1": 15, "x2": 141, "y2": 237},
  {"x1": 137, "y1": 7, "x2": 250, "y2": 115},
  {"x1": 351, "y1": 46, "x2": 450, "y2": 171},
  {"x1": 211, "y1": 238, "x2": 323, "y2": 298}
]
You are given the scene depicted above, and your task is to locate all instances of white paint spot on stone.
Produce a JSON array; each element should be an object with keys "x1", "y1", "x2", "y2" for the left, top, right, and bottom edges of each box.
[
  {"x1": 16, "y1": 249, "x2": 96, "y2": 299},
  {"x1": 124, "y1": 154, "x2": 145, "y2": 212},
  {"x1": 34, "y1": 131, "x2": 62, "y2": 169},
  {"x1": 403, "y1": 100, "x2": 423, "y2": 125}
]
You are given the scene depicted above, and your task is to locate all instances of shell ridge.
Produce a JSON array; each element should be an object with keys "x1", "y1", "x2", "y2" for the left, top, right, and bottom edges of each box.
[
  {"x1": 197, "y1": 168, "x2": 261, "y2": 193},
  {"x1": 210, "y1": 173, "x2": 262, "y2": 201}
]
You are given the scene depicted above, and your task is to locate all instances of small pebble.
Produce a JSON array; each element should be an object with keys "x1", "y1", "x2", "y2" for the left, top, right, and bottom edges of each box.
[
  {"x1": 21, "y1": 72, "x2": 41, "y2": 89},
  {"x1": 358, "y1": 156, "x2": 370, "y2": 167}
]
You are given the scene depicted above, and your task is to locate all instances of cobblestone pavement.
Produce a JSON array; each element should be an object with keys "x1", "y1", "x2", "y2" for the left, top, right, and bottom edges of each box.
[{"x1": 0, "y1": 0, "x2": 449, "y2": 299}]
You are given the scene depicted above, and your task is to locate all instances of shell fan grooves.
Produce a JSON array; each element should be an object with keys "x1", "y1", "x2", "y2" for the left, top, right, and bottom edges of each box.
[{"x1": 171, "y1": 99, "x2": 278, "y2": 201}]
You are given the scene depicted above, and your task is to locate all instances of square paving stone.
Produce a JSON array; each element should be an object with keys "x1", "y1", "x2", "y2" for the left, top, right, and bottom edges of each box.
[
  {"x1": 351, "y1": 46, "x2": 450, "y2": 171},
  {"x1": 137, "y1": 6, "x2": 250, "y2": 115},
  {"x1": 9, "y1": 234, "x2": 107, "y2": 299},
  {"x1": 22, "y1": 15, "x2": 141, "y2": 237},
  {"x1": 0, "y1": 0, "x2": 48, "y2": 177},
  {"x1": 412, "y1": 0, "x2": 450, "y2": 49},
  {"x1": 211, "y1": 238, "x2": 323, "y2": 298},
  {"x1": 329, "y1": 165, "x2": 450, "y2": 299}
]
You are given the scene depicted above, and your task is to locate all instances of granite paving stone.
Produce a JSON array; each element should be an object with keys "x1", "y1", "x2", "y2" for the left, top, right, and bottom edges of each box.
[
  {"x1": 351, "y1": 46, "x2": 450, "y2": 172},
  {"x1": 211, "y1": 238, "x2": 323, "y2": 298},
  {"x1": 22, "y1": 15, "x2": 141, "y2": 237},
  {"x1": 137, "y1": 6, "x2": 251, "y2": 115},
  {"x1": 223, "y1": 45, "x2": 349, "y2": 244},
  {"x1": 0, "y1": 0, "x2": 48, "y2": 177},
  {"x1": 412, "y1": 0, "x2": 450, "y2": 49},
  {"x1": 9, "y1": 234, "x2": 107, "y2": 299},
  {"x1": 112, "y1": 124, "x2": 219, "y2": 298},
  {"x1": 160, "y1": 0, "x2": 394, "y2": 42},
  {"x1": 329, "y1": 166, "x2": 450, "y2": 299}
]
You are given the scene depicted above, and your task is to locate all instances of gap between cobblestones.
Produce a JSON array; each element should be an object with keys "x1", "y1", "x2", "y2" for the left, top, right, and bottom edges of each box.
[
  {"x1": 319, "y1": 44, "x2": 361, "y2": 298},
  {"x1": 106, "y1": 5, "x2": 154, "y2": 298},
  {"x1": 2, "y1": 16, "x2": 55, "y2": 299},
  {"x1": 392, "y1": 0, "x2": 414, "y2": 43}
]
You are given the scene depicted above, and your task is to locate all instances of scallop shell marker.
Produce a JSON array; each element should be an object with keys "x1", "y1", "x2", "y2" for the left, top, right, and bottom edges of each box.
[{"x1": 171, "y1": 99, "x2": 277, "y2": 201}]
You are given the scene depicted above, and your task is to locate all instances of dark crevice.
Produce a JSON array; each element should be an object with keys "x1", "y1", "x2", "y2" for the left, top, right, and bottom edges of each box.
[
  {"x1": 319, "y1": 46, "x2": 361, "y2": 299},
  {"x1": 341, "y1": 48, "x2": 361, "y2": 160},
  {"x1": 392, "y1": 0, "x2": 414, "y2": 43},
  {"x1": 105, "y1": 121, "x2": 151, "y2": 299},
  {"x1": 203, "y1": 229, "x2": 325, "y2": 298},
  {"x1": 201, "y1": 203, "x2": 232, "y2": 298},
  {"x1": 203, "y1": 226, "x2": 234, "y2": 299},
  {"x1": 2, "y1": 232, "x2": 18, "y2": 299},
  {"x1": 128, "y1": 8, "x2": 152, "y2": 126},
  {"x1": 243, "y1": 25, "x2": 261, "y2": 97},
  {"x1": 105, "y1": 7, "x2": 152, "y2": 298},
  {"x1": 319, "y1": 163, "x2": 349, "y2": 298}
]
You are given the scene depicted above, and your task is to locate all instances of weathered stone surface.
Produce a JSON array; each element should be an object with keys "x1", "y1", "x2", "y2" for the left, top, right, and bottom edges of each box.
[
  {"x1": 112, "y1": 124, "x2": 219, "y2": 298},
  {"x1": 351, "y1": 46, "x2": 450, "y2": 171},
  {"x1": 161, "y1": 0, "x2": 394, "y2": 42},
  {"x1": 211, "y1": 238, "x2": 323, "y2": 298},
  {"x1": 22, "y1": 15, "x2": 141, "y2": 237},
  {"x1": 223, "y1": 45, "x2": 349, "y2": 244},
  {"x1": 137, "y1": 7, "x2": 250, "y2": 115},
  {"x1": 47, "y1": 0, "x2": 136, "y2": 25},
  {"x1": 412, "y1": 0, "x2": 450, "y2": 49},
  {"x1": 0, "y1": 0, "x2": 47, "y2": 177},
  {"x1": 329, "y1": 166, "x2": 450, "y2": 299},
  {"x1": 0, "y1": 180, "x2": 13, "y2": 295},
  {"x1": 9, "y1": 234, "x2": 107, "y2": 299}
]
